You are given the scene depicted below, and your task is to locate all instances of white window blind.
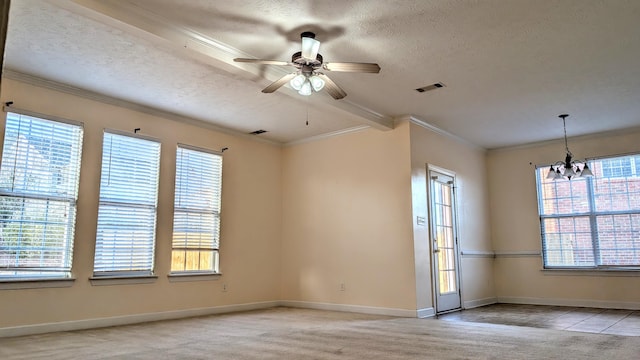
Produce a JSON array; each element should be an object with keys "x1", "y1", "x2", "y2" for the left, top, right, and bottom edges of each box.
[
  {"x1": 93, "y1": 131, "x2": 161, "y2": 276},
  {"x1": 171, "y1": 145, "x2": 222, "y2": 273},
  {"x1": 0, "y1": 112, "x2": 83, "y2": 278}
]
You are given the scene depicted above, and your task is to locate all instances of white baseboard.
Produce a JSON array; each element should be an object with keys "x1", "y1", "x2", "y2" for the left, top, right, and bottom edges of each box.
[
  {"x1": 0, "y1": 301, "x2": 279, "y2": 338},
  {"x1": 279, "y1": 300, "x2": 418, "y2": 318},
  {"x1": 498, "y1": 296, "x2": 640, "y2": 310},
  {"x1": 6, "y1": 295, "x2": 639, "y2": 338},
  {"x1": 416, "y1": 307, "x2": 435, "y2": 318},
  {"x1": 0, "y1": 298, "x2": 499, "y2": 338},
  {"x1": 464, "y1": 297, "x2": 498, "y2": 309}
]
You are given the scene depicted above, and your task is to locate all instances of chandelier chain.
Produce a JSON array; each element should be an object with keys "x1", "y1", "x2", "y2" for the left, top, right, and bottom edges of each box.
[{"x1": 560, "y1": 114, "x2": 572, "y2": 156}]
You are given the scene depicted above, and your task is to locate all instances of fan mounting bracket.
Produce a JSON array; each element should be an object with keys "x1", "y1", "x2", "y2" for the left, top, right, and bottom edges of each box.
[{"x1": 291, "y1": 51, "x2": 323, "y2": 68}]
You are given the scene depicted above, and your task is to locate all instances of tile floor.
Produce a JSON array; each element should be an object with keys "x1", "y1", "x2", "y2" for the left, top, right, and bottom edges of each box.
[{"x1": 438, "y1": 303, "x2": 640, "y2": 336}]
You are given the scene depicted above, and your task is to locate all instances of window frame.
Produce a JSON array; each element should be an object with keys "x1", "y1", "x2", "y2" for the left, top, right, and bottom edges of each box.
[
  {"x1": 536, "y1": 153, "x2": 640, "y2": 271},
  {"x1": 170, "y1": 144, "x2": 223, "y2": 276},
  {"x1": 0, "y1": 110, "x2": 84, "y2": 280},
  {"x1": 92, "y1": 129, "x2": 161, "y2": 278}
]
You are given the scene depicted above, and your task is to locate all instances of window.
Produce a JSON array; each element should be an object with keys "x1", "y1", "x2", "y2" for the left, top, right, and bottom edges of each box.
[
  {"x1": 601, "y1": 156, "x2": 640, "y2": 178},
  {"x1": 536, "y1": 153, "x2": 640, "y2": 269},
  {"x1": 0, "y1": 112, "x2": 83, "y2": 278},
  {"x1": 93, "y1": 131, "x2": 160, "y2": 276},
  {"x1": 171, "y1": 145, "x2": 222, "y2": 273}
]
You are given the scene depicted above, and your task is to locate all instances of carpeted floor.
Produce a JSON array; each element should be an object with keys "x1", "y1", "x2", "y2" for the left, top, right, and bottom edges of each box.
[{"x1": 1, "y1": 307, "x2": 639, "y2": 359}]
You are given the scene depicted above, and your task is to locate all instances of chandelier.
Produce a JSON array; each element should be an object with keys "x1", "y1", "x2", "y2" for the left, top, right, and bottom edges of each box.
[{"x1": 546, "y1": 114, "x2": 593, "y2": 180}]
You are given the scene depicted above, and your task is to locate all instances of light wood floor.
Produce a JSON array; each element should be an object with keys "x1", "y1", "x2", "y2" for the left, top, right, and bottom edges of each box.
[
  {"x1": 1, "y1": 307, "x2": 639, "y2": 359},
  {"x1": 439, "y1": 303, "x2": 640, "y2": 336}
]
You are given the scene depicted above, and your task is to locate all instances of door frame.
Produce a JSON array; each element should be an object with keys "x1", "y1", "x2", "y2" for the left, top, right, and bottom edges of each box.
[{"x1": 427, "y1": 164, "x2": 463, "y2": 314}]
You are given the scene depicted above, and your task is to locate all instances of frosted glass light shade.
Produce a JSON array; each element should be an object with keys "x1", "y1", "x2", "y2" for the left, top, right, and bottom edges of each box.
[
  {"x1": 580, "y1": 164, "x2": 594, "y2": 177},
  {"x1": 290, "y1": 74, "x2": 306, "y2": 90},
  {"x1": 563, "y1": 166, "x2": 576, "y2": 178},
  {"x1": 309, "y1": 75, "x2": 325, "y2": 91},
  {"x1": 301, "y1": 37, "x2": 320, "y2": 60},
  {"x1": 298, "y1": 81, "x2": 312, "y2": 96}
]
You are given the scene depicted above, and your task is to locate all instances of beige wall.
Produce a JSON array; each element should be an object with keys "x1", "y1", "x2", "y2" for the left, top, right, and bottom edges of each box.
[
  {"x1": 409, "y1": 122, "x2": 494, "y2": 309},
  {"x1": 488, "y1": 130, "x2": 640, "y2": 307},
  {"x1": 12, "y1": 70, "x2": 638, "y2": 331},
  {"x1": 281, "y1": 121, "x2": 416, "y2": 311},
  {"x1": 0, "y1": 79, "x2": 283, "y2": 328},
  {"x1": 3, "y1": 78, "x2": 496, "y2": 329},
  {"x1": 279, "y1": 119, "x2": 496, "y2": 314}
]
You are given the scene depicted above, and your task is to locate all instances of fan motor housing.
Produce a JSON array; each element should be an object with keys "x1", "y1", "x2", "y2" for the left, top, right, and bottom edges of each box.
[{"x1": 292, "y1": 51, "x2": 323, "y2": 67}]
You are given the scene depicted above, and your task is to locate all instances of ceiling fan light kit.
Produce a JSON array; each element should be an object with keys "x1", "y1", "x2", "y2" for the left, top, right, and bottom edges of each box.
[
  {"x1": 289, "y1": 72, "x2": 325, "y2": 96},
  {"x1": 545, "y1": 114, "x2": 593, "y2": 181},
  {"x1": 234, "y1": 31, "x2": 380, "y2": 99}
]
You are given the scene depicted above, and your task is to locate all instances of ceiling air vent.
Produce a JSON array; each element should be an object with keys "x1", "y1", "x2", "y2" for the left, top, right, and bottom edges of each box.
[
  {"x1": 249, "y1": 129, "x2": 267, "y2": 135},
  {"x1": 415, "y1": 82, "x2": 445, "y2": 93}
]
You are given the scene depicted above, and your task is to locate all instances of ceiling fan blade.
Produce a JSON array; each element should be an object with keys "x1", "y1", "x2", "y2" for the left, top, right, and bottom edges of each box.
[
  {"x1": 316, "y1": 74, "x2": 347, "y2": 100},
  {"x1": 234, "y1": 58, "x2": 290, "y2": 66},
  {"x1": 323, "y1": 62, "x2": 381, "y2": 73},
  {"x1": 262, "y1": 73, "x2": 297, "y2": 93}
]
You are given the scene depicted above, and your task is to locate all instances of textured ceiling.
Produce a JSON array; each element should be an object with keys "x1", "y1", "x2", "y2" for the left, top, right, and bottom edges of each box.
[{"x1": 4, "y1": 0, "x2": 640, "y2": 148}]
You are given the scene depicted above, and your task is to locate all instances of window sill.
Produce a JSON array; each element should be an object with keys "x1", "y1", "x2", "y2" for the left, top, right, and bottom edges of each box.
[
  {"x1": 90, "y1": 275, "x2": 158, "y2": 286},
  {"x1": 168, "y1": 272, "x2": 222, "y2": 282},
  {"x1": 0, "y1": 277, "x2": 75, "y2": 290},
  {"x1": 542, "y1": 268, "x2": 640, "y2": 277}
]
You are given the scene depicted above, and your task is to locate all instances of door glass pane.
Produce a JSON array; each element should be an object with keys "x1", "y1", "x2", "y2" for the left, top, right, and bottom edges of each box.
[{"x1": 433, "y1": 180, "x2": 457, "y2": 295}]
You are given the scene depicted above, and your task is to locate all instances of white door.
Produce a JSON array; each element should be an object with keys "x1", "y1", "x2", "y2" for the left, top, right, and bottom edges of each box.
[{"x1": 429, "y1": 170, "x2": 461, "y2": 313}]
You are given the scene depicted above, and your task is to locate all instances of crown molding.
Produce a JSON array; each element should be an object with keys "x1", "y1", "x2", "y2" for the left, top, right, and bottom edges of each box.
[
  {"x1": 396, "y1": 115, "x2": 485, "y2": 151},
  {"x1": 488, "y1": 125, "x2": 640, "y2": 153},
  {"x1": 284, "y1": 125, "x2": 371, "y2": 147},
  {"x1": 4, "y1": 70, "x2": 383, "y2": 149},
  {"x1": 3, "y1": 70, "x2": 280, "y2": 146}
]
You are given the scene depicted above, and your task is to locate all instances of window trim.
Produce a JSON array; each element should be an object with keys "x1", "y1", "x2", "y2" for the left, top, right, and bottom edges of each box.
[
  {"x1": 104, "y1": 128, "x2": 160, "y2": 143},
  {"x1": 541, "y1": 268, "x2": 640, "y2": 275},
  {"x1": 177, "y1": 143, "x2": 223, "y2": 156},
  {"x1": 0, "y1": 277, "x2": 75, "y2": 290},
  {"x1": 89, "y1": 275, "x2": 157, "y2": 286},
  {"x1": 167, "y1": 272, "x2": 221, "y2": 282},
  {"x1": 2, "y1": 106, "x2": 84, "y2": 128}
]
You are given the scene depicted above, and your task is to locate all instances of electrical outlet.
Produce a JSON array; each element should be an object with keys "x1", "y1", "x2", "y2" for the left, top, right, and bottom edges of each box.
[
  {"x1": 339, "y1": 282, "x2": 346, "y2": 291},
  {"x1": 222, "y1": 283, "x2": 228, "y2": 292}
]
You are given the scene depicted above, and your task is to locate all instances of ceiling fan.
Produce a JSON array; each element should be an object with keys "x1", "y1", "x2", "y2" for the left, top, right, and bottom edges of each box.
[{"x1": 234, "y1": 32, "x2": 380, "y2": 100}]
